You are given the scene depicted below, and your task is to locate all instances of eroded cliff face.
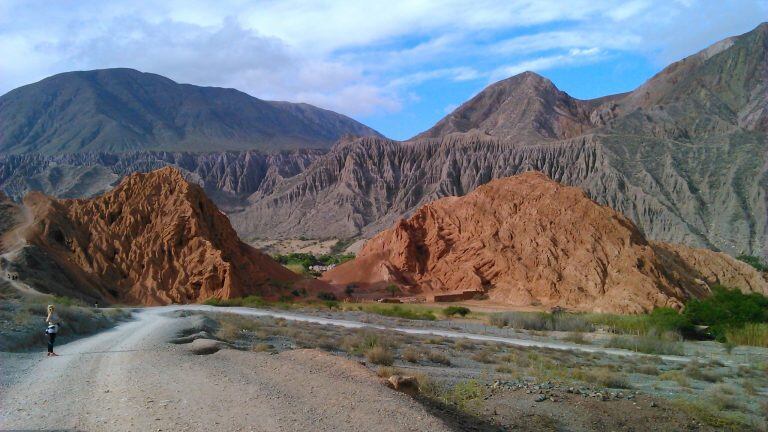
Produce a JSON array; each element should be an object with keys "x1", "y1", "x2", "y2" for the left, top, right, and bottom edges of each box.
[
  {"x1": 20, "y1": 167, "x2": 300, "y2": 305},
  {"x1": 323, "y1": 172, "x2": 767, "y2": 313},
  {"x1": 232, "y1": 24, "x2": 768, "y2": 257},
  {"x1": 0, "y1": 149, "x2": 323, "y2": 212}
]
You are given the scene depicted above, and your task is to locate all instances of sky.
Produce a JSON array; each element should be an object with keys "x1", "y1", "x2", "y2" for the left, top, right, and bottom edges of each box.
[{"x1": 0, "y1": 1, "x2": 765, "y2": 140}]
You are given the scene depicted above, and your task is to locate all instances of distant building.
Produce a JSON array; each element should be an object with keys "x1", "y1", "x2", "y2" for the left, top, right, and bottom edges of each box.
[{"x1": 309, "y1": 264, "x2": 336, "y2": 273}]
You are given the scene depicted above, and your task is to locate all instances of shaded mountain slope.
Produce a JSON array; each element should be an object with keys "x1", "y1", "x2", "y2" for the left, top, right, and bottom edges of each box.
[
  {"x1": 0, "y1": 149, "x2": 323, "y2": 214},
  {"x1": 322, "y1": 172, "x2": 767, "y2": 313},
  {"x1": 0, "y1": 68, "x2": 380, "y2": 154}
]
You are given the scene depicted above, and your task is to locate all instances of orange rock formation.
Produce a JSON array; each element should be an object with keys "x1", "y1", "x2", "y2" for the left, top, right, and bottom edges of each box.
[
  {"x1": 323, "y1": 172, "x2": 767, "y2": 313},
  {"x1": 22, "y1": 167, "x2": 300, "y2": 305}
]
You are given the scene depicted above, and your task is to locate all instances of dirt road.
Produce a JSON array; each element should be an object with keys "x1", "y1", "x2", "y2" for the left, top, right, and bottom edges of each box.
[
  {"x1": 1, "y1": 303, "x2": 699, "y2": 431},
  {"x1": 0, "y1": 308, "x2": 453, "y2": 432},
  {"x1": 0, "y1": 203, "x2": 40, "y2": 295}
]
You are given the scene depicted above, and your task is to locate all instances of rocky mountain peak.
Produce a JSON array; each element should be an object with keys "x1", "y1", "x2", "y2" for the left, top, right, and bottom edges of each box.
[{"x1": 415, "y1": 70, "x2": 593, "y2": 142}]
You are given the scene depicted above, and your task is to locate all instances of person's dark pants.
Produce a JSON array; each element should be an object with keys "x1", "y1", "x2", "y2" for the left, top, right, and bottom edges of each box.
[{"x1": 47, "y1": 332, "x2": 56, "y2": 353}]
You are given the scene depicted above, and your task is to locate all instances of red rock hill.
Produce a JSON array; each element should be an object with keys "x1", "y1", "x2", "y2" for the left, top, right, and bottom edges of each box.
[
  {"x1": 22, "y1": 167, "x2": 300, "y2": 305},
  {"x1": 323, "y1": 172, "x2": 768, "y2": 313}
]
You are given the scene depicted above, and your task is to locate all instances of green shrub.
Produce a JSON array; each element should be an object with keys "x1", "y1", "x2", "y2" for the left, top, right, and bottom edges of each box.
[
  {"x1": 443, "y1": 380, "x2": 486, "y2": 412},
  {"x1": 204, "y1": 295, "x2": 266, "y2": 308},
  {"x1": 273, "y1": 252, "x2": 355, "y2": 273},
  {"x1": 323, "y1": 300, "x2": 340, "y2": 309},
  {"x1": 317, "y1": 292, "x2": 337, "y2": 301},
  {"x1": 647, "y1": 307, "x2": 691, "y2": 334},
  {"x1": 737, "y1": 254, "x2": 768, "y2": 272},
  {"x1": 366, "y1": 305, "x2": 437, "y2": 321},
  {"x1": 684, "y1": 286, "x2": 768, "y2": 340},
  {"x1": 443, "y1": 306, "x2": 471, "y2": 317}
]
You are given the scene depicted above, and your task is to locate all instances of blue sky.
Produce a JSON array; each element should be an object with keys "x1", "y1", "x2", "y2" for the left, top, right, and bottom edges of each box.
[{"x1": 1, "y1": 1, "x2": 766, "y2": 140}]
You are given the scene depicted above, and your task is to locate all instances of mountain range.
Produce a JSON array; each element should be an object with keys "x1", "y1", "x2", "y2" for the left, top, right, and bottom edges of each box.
[
  {"x1": 0, "y1": 68, "x2": 380, "y2": 154},
  {"x1": 0, "y1": 22, "x2": 766, "y2": 258}
]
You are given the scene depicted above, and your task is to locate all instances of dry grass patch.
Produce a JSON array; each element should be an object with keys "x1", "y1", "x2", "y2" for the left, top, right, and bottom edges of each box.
[
  {"x1": 684, "y1": 361, "x2": 722, "y2": 383},
  {"x1": 365, "y1": 346, "x2": 394, "y2": 366},
  {"x1": 426, "y1": 350, "x2": 451, "y2": 365},
  {"x1": 402, "y1": 347, "x2": 422, "y2": 363},
  {"x1": 470, "y1": 348, "x2": 498, "y2": 364},
  {"x1": 726, "y1": 323, "x2": 768, "y2": 348},
  {"x1": 376, "y1": 366, "x2": 403, "y2": 378},
  {"x1": 658, "y1": 370, "x2": 691, "y2": 387},
  {"x1": 252, "y1": 343, "x2": 273, "y2": 352}
]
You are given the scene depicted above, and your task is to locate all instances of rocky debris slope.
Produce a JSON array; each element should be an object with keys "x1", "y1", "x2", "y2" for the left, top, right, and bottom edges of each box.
[
  {"x1": 0, "y1": 68, "x2": 380, "y2": 155},
  {"x1": 323, "y1": 172, "x2": 767, "y2": 313},
  {"x1": 235, "y1": 23, "x2": 768, "y2": 257},
  {"x1": 0, "y1": 149, "x2": 323, "y2": 214},
  {"x1": 16, "y1": 167, "x2": 300, "y2": 305}
]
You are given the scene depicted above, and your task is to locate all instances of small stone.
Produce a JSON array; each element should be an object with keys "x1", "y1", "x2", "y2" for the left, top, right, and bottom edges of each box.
[
  {"x1": 535, "y1": 394, "x2": 547, "y2": 402},
  {"x1": 650, "y1": 401, "x2": 658, "y2": 408}
]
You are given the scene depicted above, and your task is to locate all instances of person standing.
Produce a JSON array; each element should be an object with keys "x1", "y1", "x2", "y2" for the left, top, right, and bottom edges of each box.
[{"x1": 45, "y1": 305, "x2": 60, "y2": 356}]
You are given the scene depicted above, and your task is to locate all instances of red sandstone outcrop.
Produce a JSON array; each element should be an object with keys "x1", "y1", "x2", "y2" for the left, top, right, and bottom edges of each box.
[
  {"x1": 323, "y1": 172, "x2": 767, "y2": 313},
  {"x1": 21, "y1": 167, "x2": 300, "y2": 305}
]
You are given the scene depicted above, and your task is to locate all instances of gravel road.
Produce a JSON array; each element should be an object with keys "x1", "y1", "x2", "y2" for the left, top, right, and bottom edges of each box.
[{"x1": 0, "y1": 308, "x2": 453, "y2": 432}]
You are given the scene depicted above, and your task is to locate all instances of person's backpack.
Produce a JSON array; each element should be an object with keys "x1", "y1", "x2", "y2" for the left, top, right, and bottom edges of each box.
[{"x1": 45, "y1": 324, "x2": 58, "y2": 334}]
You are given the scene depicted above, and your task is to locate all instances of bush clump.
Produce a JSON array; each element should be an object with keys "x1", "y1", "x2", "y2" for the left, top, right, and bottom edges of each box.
[
  {"x1": 204, "y1": 295, "x2": 266, "y2": 308},
  {"x1": 365, "y1": 346, "x2": 394, "y2": 366},
  {"x1": 606, "y1": 331, "x2": 685, "y2": 356},
  {"x1": 366, "y1": 305, "x2": 437, "y2": 321},
  {"x1": 443, "y1": 306, "x2": 471, "y2": 317},
  {"x1": 273, "y1": 252, "x2": 355, "y2": 273},
  {"x1": 489, "y1": 311, "x2": 593, "y2": 332},
  {"x1": 684, "y1": 285, "x2": 768, "y2": 341},
  {"x1": 736, "y1": 254, "x2": 768, "y2": 272}
]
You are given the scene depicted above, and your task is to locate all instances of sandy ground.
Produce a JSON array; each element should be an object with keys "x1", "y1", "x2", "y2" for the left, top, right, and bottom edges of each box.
[{"x1": 0, "y1": 308, "x2": 454, "y2": 432}]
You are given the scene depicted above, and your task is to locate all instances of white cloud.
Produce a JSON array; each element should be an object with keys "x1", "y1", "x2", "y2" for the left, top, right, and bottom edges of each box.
[
  {"x1": 0, "y1": 0, "x2": 765, "y2": 121},
  {"x1": 491, "y1": 48, "x2": 604, "y2": 81},
  {"x1": 388, "y1": 67, "x2": 481, "y2": 88}
]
